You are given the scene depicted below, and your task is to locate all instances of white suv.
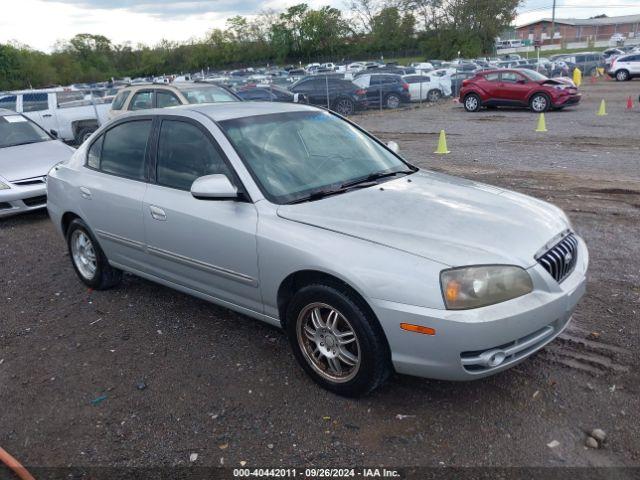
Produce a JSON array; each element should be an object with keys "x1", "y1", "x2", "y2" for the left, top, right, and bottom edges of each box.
[{"x1": 608, "y1": 53, "x2": 640, "y2": 81}]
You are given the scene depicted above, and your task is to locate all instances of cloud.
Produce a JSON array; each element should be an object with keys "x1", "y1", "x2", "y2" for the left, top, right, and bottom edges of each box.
[{"x1": 48, "y1": 0, "x2": 268, "y2": 17}]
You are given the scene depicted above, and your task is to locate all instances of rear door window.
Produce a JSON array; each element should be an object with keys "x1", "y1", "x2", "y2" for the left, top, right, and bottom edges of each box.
[
  {"x1": 483, "y1": 73, "x2": 500, "y2": 81},
  {"x1": 156, "y1": 90, "x2": 181, "y2": 108},
  {"x1": 99, "y1": 120, "x2": 152, "y2": 180},
  {"x1": 129, "y1": 91, "x2": 153, "y2": 111}
]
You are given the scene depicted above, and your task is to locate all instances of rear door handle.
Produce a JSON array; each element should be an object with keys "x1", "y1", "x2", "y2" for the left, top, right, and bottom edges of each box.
[
  {"x1": 42, "y1": 114, "x2": 53, "y2": 118},
  {"x1": 149, "y1": 205, "x2": 166, "y2": 221},
  {"x1": 80, "y1": 186, "x2": 91, "y2": 199}
]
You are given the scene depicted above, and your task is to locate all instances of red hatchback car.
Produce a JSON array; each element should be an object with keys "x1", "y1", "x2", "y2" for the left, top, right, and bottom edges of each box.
[{"x1": 459, "y1": 69, "x2": 581, "y2": 113}]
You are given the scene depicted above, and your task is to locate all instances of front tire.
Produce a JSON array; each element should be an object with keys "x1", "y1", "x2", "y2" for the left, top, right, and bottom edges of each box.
[
  {"x1": 75, "y1": 127, "x2": 96, "y2": 145},
  {"x1": 66, "y1": 218, "x2": 122, "y2": 290},
  {"x1": 530, "y1": 93, "x2": 550, "y2": 112},
  {"x1": 463, "y1": 93, "x2": 481, "y2": 112},
  {"x1": 285, "y1": 284, "x2": 391, "y2": 397}
]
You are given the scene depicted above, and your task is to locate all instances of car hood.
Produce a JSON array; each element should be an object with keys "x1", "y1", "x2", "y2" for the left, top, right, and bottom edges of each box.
[
  {"x1": 0, "y1": 140, "x2": 74, "y2": 182},
  {"x1": 277, "y1": 170, "x2": 569, "y2": 267}
]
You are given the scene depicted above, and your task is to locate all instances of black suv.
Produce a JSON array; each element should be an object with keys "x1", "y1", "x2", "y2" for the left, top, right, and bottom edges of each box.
[
  {"x1": 236, "y1": 85, "x2": 306, "y2": 103},
  {"x1": 352, "y1": 73, "x2": 411, "y2": 109},
  {"x1": 288, "y1": 76, "x2": 367, "y2": 115}
]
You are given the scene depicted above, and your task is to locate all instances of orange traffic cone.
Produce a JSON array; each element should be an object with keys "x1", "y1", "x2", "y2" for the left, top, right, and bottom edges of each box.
[{"x1": 626, "y1": 96, "x2": 633, "y2": 110}]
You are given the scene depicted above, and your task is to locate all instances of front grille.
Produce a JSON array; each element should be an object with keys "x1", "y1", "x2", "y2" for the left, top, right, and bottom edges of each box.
[
  {"x1": 537, "y1": 233, "x2": 578, "y2": 283},
  {"x1": 22, "y1": 195, "x2": 47, "y2": 207}
]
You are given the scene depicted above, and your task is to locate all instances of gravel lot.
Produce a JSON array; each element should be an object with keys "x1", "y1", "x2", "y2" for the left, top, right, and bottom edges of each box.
[{"x1": 1, "y1": 79, "x2": 639, "y2": 472}]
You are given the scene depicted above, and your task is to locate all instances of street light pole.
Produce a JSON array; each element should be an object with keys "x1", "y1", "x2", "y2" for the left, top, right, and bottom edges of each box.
[{"x1": 551, "y1": 0, "x2": 556, "y2": 44}]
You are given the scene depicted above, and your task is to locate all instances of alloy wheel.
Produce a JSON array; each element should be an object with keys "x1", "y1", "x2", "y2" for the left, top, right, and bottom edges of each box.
[
  {"x1": 465, "y1": 95, "x2": 478, "y2": 111},
  {"x1": 335, "y1": 99, "x2": 354, "y2": 116},
  {"x1": 71, "y1": 230, "x2": 97, "y2": 280},
  {"x1": 428, "y1": 90, "x2": 441, "y2": 102},
  {"x1": 386, "y1": 95, "x2": 400, "y2": 109},
  {"x1": 531, "y1": 95, "x2": 547, "y2": 112},
  {"x1": 296, "y1": 303, "x2": 361, "y2": 383}
]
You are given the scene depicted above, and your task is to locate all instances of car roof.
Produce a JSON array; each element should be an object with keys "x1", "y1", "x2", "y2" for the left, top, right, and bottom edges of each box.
[{"x1": 121, "y1": 101, "x2": 318, "y2": 122}]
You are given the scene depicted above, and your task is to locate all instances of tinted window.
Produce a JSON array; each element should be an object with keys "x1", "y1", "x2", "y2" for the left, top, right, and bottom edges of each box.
[
  {"x1": 111, "y1": 91, "x2": 130, "y2": 110},
  {"x1": 130, "y1": 91, "x2": 153, "y2": 110},
  {"x1": 156, "y1": 90, "x2": 181, "y2": 108},
  {"x1": 239, "y1": 89, "x2": 271, "y2": 101},
  {"x1": 22, "y1": 93, "x2": 49, "y2": 112},
  {"x1": 100, "y1": 120, "x2": 151, "y2": 180},
  {"x1": 156, "y1": 120, "x2": 230, "y2": 190},
  {"x1": 87, "y1": 135, "x2": 103, "y2": 168},
  {"x1": 0, "y1": 95, "x2": 17, "y2": 111}
]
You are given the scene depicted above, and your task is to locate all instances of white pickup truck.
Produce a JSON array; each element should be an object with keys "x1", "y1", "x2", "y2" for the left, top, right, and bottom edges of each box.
[{"x1": 0, "y1": 89, "x2": 111, "y2": 144}]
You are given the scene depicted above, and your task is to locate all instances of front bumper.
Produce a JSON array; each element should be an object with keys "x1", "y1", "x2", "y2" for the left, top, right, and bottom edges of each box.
[
  {"x1": 371, "y1": 236, "x2": 589, "y2": 381},
  {"x1": 553, "y1": 93, "x2": 581, "y2": 107},
  {"x1": 0, "y1": 183, "x2": 48, "y2": 218}
]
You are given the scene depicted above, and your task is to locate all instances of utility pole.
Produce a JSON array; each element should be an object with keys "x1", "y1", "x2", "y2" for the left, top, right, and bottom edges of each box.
[{"x1": 551, "y1": 0, "x2": 557, "y2": 44}]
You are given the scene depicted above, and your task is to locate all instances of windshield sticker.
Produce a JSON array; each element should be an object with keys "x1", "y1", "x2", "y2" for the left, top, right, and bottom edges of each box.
[{"x1": 4, "y1": 115, "x2": 28, "y2": 123}]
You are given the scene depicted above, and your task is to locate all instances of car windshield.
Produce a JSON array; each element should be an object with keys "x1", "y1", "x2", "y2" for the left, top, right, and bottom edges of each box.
[
  {"x1": 177, "y1": 86, "x2": 237, "y2": 104},
  {"x1": 220, "y1": 110, "x2": 413, "y2": 204},
  {"x1": 0, "y1": 115, "x2": 51, "y2": 148},
  {"x1": 521, "y1": 70, "x2": 548, "y2": 81}
]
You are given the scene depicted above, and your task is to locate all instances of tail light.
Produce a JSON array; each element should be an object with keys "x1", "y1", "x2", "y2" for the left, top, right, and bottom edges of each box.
[
  {"x1": 402, "y1": 82, "x2": 409, "y2": 91},
  {"x1": 355, "y1": 89, "x2": 366, "y2": 96}
]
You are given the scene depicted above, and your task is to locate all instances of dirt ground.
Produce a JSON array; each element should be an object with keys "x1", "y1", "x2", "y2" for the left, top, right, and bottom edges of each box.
[{"x1": 1, "y1": 78, "x2": 639, "y2": 474}]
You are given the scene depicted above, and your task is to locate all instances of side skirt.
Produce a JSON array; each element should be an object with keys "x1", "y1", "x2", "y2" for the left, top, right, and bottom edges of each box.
[{"x1": 109, "y1": 260, "x2": 282, "y2": 329}]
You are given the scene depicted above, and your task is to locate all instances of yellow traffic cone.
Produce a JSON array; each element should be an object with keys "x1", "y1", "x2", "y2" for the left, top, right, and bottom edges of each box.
[
  {"x1": 597, "y1": 99, "x2": 607, "y2": 116},
  {"x1": 535, "y1": 113, "x2": 547, "y2": 132},
  {"x1": 434, "y1": 129, "x2": 450, "y2": 154}
]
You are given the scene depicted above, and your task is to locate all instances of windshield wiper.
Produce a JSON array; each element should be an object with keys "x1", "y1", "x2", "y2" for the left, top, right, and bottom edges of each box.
[
  {"x1": 287, "y1": 187, "x2": 347, "y2": 204},
  {"x1": 340, "y1": 169, "x2": 415, "y2": 189}
]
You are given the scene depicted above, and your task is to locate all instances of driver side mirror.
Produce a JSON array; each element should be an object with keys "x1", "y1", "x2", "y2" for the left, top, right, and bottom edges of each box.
[
  {"x1": 191, "y1": 174, "x2": 238, "y2": 200},
  {"x1": 387, "y1": 140, "x2": 400, "y2": 154},
  {"x1": 50, "y1": 129, "x2": 58, "y2": 138}
]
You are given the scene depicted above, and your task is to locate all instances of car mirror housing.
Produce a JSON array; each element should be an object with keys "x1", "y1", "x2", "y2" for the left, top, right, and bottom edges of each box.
[
  {"x1": 191, "y1": 174, "x2": 238, "y2": 200},
  {"x1": 387, "y1": 141, "x2": 400, "y2": 154},
  {"x1": 50, "y1": 129, "x2": 59, "y2": 138}
]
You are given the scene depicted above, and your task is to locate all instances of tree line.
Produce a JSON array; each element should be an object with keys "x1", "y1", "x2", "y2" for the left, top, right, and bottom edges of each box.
[{"x1": 0, "y1": 0, "x2": 520, "y2": 91}]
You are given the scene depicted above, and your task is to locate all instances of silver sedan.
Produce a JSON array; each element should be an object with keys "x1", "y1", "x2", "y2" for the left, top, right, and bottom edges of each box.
[
  {"x1": 47, "y1": 102, "x2": 588, "y2": 396},
  {"x1": 0, "y1": 109, "x2": 75, "y2": 218}
]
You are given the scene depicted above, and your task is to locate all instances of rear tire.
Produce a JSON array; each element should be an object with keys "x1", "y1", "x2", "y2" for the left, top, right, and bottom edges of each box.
[
  {"x1": 75, "y1": 127, "x2": 96, "y2": 145},
  {"x1": 285, "y1": 283, "x2": 391, "y2": 397},
  {"x1": 66, "y1": 218, "x2": 122, "y2": 290},
  {"x1": 427, "y1": 89, "x2": 442, "y2": 102},
  {"x1": 530, "y1": 93, "x2": 550, "y2": 112},
  {"x1": 332, "y1": 97, "x2": 355, "y2": 116},
  {"x1": 385, "y1": 93, "x2": 401, "y2": 109},
  {"x1": 616, "y1": 69, "x2": 629, "y2": 81},
  {"x1": 463, "y1": 93, "x2": 481, "y2": 112}
]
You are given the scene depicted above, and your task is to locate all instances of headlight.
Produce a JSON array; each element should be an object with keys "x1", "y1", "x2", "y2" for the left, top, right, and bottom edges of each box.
[
  {"x1": 0, "y1": 180, "x2": 10, "y2": 190},
  {"x1": 440, "y1": 265, "x2": 533, "y2": 310}
]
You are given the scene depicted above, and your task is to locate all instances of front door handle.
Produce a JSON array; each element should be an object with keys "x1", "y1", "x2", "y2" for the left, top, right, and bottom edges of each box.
[
  {"x1": 42, "y1": 114, "x2": 53, "y2": 118},
  {"x1": 149, "y1": 205, "x2": 166, "y2": 221},
  {"x1": 80, "y1": 186, "x2": 91, "y2": 199}
]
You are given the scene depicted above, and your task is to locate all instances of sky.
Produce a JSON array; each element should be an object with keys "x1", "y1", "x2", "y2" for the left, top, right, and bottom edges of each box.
[{"x1": 1, "y1": 0, "x2": 640, "y2": 52}]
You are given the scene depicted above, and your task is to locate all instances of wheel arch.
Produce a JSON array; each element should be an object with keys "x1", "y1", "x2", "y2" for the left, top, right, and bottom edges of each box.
[
  {"x1": 61, "y1": 211, "x2": 82, "y2": 235},
  {"x1": 277, "y1": 269, "x2": 377, "y2": 330}
]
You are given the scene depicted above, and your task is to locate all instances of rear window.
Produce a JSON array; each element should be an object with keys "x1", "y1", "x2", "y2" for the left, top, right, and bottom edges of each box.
[
  {"x1": 178, "y1": 86, "x2": 237, "y2": 104},
  {"x1": 111, "y1": 91, "x2": 130, "y2": 110},
  {"x1": 0, "y1": 95, "x2": 17, "y2": 111},
  {"x1": 22, "y1": 93, "x2": 49, "y2": 112},
  {"x1": 483, "y1": 73, "x2": 500, "y2": 81}
]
